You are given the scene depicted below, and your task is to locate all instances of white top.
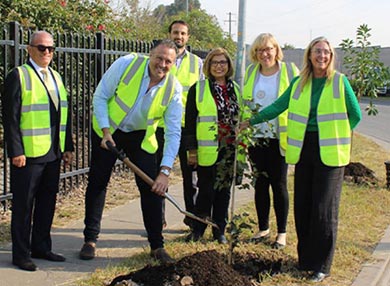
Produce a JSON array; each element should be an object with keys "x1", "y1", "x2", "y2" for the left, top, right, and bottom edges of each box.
[{"x1": 252, "y1": 70, "x2": 279, "y2": 138}]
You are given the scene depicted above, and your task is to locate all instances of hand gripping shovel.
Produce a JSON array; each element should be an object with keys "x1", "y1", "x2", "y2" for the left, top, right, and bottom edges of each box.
[{"x1": 105, "y1": 141, "x2": 218, "y2": 229}]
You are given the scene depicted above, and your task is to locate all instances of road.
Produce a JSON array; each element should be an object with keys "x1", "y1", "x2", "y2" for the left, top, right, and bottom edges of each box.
[{"x1": 356, "y1": 97, "x2": 390, "y2": 152}]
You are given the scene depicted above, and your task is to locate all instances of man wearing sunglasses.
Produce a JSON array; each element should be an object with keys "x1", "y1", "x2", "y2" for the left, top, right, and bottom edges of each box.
[{"x1": 2, "y1": 31, "x2": 74, "y2": 271}]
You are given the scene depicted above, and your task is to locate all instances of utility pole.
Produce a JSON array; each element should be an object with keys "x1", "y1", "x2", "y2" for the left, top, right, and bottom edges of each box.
[
  {"x1": 234, "y1": 0, "x2": 246, "y2": 88},
  {"x1": 186, "y1": 0, "x2": 189, "y2": 15},
  {"x1": 224, "y1": 12, "x2": 236, "y2": 38}
]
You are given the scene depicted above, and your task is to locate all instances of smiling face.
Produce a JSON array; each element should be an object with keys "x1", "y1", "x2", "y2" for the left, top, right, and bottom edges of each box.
[
  {"x1": 148, "y1": 44, "x2": 176, "y2": 82},
  {"x1": 309, "y1": 41, "x2": 332, "y2": 78},
  {"x1": 209, "y1": 54, "x2": 229, "y2": 81},
  {"x1": 27, "y1": 32, "x2": 54, "y2": 68},
  {"x1": 169, "y1": 23, "x2": 189, "y2": 51},
  {"x1": 256, "y1": 40, "x2": 277, "y2": 69}
]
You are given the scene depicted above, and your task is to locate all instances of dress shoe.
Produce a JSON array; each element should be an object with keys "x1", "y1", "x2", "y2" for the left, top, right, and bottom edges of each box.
[
  {"x1": 216, "y1": 235, "x2": 228, "y2": 244},
  {"x1": 31, "y1": 251, "x2": 66, "y2": 262},
  {"x1": 150, "y1": 248, "x2": 175, "y2": 264},
  {"x1": 309, "y1": 271, "x2": 329, "y2": 282},
  {"x1": 272, "y1": 241, "x2": 286, "y2": 250},
  {"x1": 251, "y1": 232, "x2": 270, "y2": 243},
  {"x1": 12, "y1": 259, "x2": 37, "y2": 271},
  {"x1": 79, "y1": 242, "x2": 96, "y2": 260}
]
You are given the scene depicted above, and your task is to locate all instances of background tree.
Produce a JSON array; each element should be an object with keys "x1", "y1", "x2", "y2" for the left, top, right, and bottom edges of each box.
[
  {"x1": 1, "y1": 0, "x2": 234, "y2": 54},
  {"x1": 340, "y1": 24, "x2": 390, "y2": 115}
]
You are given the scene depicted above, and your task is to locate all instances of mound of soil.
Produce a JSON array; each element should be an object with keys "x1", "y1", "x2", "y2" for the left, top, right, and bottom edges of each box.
[
  {"x1": 109, "y1": 249, "x2": 293, "y2": 286},
  {"x1": 344, "y1": 162, "x2": 378, "y2": 186}
]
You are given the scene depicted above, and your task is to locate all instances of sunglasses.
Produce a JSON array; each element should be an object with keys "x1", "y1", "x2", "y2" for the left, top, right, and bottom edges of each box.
[{"x1": 30, "y1": 44, "x2": 55, "y2": 53}]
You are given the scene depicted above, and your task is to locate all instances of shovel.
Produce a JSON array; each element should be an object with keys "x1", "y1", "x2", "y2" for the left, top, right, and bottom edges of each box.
[{"x1": 105, "y1": 141, "x2": 218, "y2": 229}]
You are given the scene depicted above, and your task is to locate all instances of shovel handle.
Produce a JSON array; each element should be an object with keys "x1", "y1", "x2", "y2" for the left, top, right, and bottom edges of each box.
[
  {"x1": 106, "y1": 141, "x2": 154, "y2": 186},
  {"x1": 105, "y1": 141, "x2": 219, "y2": 229}
]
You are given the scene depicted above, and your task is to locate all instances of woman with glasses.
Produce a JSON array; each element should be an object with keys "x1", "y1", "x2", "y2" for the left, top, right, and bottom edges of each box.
[
  {"x1": 242, "y1": 33, "x2": 299, "y2": 249},
  {"x1": 184, "y1": 48, "x2": 241, "y2": 244},
  {"x1": 241, "y1": 37, "x2": 362, "y2": 282}
]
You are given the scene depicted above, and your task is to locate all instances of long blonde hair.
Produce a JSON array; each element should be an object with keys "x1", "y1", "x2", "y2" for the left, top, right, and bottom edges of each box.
[{"x1": 300, "y1": 36, "x2": 336, "y2": 88}]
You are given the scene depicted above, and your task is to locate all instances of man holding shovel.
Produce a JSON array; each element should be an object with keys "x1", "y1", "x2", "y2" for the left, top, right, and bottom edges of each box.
[{"x1": 79, "y1": 39, "x2": 182, "y2": 264}]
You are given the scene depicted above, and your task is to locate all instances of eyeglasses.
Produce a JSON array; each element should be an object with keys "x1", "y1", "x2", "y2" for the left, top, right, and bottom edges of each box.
[
  {"x1": 312, "y1": 48, "x2": 331, "y2": 56},
  {"x1": 210, "y1": 60, "x2": 228, "y2": 66},
  {"x1": 255, "y1": 47, "x2": 274, "y2": 54},
  {"x1": 30, "y1": 44, "x2": 55, "y2": 53}
]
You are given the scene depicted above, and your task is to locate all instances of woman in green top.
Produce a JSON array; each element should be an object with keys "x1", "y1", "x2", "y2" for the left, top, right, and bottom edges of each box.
[{"x1": 241, "y1": 37, "x2": 362, "y2": 282}]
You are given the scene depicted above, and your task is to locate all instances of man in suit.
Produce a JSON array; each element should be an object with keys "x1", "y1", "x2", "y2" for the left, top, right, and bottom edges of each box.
[
  {"x1": 78, "y1": 39, "x2": 182, "y2": 264},
  {"x1": 2, "y1": 31, "x2": 74, "y2": 271}
]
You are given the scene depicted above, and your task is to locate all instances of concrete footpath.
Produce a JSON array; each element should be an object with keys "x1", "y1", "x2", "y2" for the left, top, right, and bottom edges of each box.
[
  {"x1": 0, "y1": 183, "x2": 254, "y2": 286},
  {"x1": 350, "y1": 131, "x2": 390, "y2": 286}
]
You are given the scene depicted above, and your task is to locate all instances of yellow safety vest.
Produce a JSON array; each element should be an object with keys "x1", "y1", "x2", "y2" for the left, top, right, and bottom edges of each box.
[
  {"x1": 286, "y1": 72, "x2": 351, "y2": 166},
  {"x1": 195, "y1": 80, "x2": 241, "y2": 166},
  {"x1": 242, "y1": 62, "x2": 298, "y2": 153},
  {"x1": 92, "y1": 53, "x2": 176, "y2": 154},
  {"x1": 18, "y1": 64, "x2": 68, "y2": 157},
  {"x1": 170, "y1": 51, "x2": 201, "y2": 127}
]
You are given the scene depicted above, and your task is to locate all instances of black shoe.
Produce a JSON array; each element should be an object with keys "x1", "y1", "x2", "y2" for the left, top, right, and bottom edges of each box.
[
  {"x1": 150, "y1": 248, "x2": 175, "y2": 264},
  {"x1": 272, "y1": 242, "x2": 286, "y2": 250},
  {"x1": 185, "y1": 232, "x2": 202, "y2": 242},
  {"x1": 12, "y1": 259, "x2": 37, "y2": 271},
  {"x1": 31, "y1": 251, "x2": 66, "y2": 262},
  {"x1": 79, "y1": 242, "x2": 96, "y2": 260},
  {"x1": 216, "y1": 235, "x2": 228, "y2": 244},
  {"x1": 309, "y1": 271, "x2": 329, "y2": 282}
]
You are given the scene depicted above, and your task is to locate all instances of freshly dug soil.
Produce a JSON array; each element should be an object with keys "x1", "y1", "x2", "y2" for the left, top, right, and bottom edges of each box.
[
  {"x1": 344, "y1": 162, "x2": 378, "y2": 186},
  {"x1": 109, "y1": 249, "x2": 294, "y2": 286}
]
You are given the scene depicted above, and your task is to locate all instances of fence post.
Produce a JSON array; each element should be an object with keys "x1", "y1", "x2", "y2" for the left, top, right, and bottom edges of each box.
[
  {"x1": 96, "y1": 32, "x2": 105, "y2": 82},
  {"x1": 9, "y1": 21, "x2": 20, "y2": 68}
]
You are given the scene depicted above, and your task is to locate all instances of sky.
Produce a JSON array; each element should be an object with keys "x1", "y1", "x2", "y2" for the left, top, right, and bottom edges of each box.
[{"x1": 144, "y1": 0, "x2": 390, "y2": 49}]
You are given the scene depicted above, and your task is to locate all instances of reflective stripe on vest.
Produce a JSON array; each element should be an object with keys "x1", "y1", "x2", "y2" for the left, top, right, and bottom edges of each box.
[
  {"x1": 242, "y1": 62, "x2": 298, "y2": 153},
  {"x1": 92, "y1": 54, "x2": 176, "y2": 154},
  {"x1": 286, "y1": 72, "x2": 351, "y2": 166},
  {"x1": 18, "y1": 65, "x2": 68, "y2": 157}
]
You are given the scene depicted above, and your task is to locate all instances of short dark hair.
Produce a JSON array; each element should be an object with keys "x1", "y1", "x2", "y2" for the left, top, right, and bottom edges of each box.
[
  {"x1": 203, "y1": 47, "x2": 235, "y2": 79},
  {"x1": 151, "y1": 39, "x2": 178, "y2": 55},
  {"x1": 168, "y1": 20, "x2": 190, "y2": 34}
]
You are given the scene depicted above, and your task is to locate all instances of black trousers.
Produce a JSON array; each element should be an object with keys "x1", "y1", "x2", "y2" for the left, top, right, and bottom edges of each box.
[
  {"x1": 193, "y1": 146, "x2": 234, "y2": 237},
  {"x1": 294, "y1": 132, "x2": 344, "y2": 274},
  {"x1": 11, "y1": 159, "x2": 61, "y2": 261},
  {"x1": 156, "y1": 128, "x2": 197, "y2": 214},
  {"x1": 83, "y1": 130, "x2": 164, "y2": 250},
  {"x1": 248, "y1": 139, "x2": 289, "y2": 233}
]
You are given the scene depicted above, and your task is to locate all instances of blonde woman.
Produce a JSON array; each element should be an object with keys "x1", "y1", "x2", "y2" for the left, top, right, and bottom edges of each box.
[{"x1": 241, "y1": 37, "x2": 361, "y2": 282}]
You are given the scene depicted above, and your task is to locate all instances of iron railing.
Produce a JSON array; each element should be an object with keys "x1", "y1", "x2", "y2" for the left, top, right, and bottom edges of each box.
[{"x1": 0, "y1": 22, "x2": 208, "y2": 210}]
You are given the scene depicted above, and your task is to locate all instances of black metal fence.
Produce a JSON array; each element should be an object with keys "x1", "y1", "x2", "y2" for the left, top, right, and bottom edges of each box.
[{"x1": 0, "y1": 21, "x2": 207, "y2": 209}]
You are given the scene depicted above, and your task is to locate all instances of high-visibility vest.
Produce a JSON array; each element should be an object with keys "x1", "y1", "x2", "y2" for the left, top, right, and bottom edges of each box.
[
  {"x1": 92, "y1": 53, "x2": 176, "y2": 154},
  {"x1": 195, "y1": 80, "x2": 240, "y2": 166},
  {"x1": 170, "y1": 52, "x2": 201, "y2": 127},
  {"x1": 286, "y1": 72, "x2": 351, "y2": 166},
  {"x1": 18, "y1": 64, "x2": 68, "y2": 157},
  {"x1": 242, "y1": 62, "x2": 298, "y2": 153}
]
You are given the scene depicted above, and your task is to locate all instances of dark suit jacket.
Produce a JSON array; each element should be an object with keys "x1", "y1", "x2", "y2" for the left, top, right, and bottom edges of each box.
[{"x1": 2, "y1": 61, "x2": 73, "y2": 164}]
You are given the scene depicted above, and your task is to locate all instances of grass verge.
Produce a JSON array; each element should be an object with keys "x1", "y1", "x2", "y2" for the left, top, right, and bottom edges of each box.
[{"x1": 77, "y1": 132, "x2": 390, "y2": 286}]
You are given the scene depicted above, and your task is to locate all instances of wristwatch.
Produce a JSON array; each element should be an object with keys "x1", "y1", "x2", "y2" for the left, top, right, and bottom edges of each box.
[{"x1": 160, "y1": 168, "x2": 170, "y2": 177}]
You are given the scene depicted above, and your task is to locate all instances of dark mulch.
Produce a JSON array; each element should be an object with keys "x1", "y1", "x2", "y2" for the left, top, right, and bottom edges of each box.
[
  {"x1": 109, "y1": 249, "x2": 295, "y2": 286},
  {"x1": 344, "y1": 162, "x2": 378, "y2": 186}
]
